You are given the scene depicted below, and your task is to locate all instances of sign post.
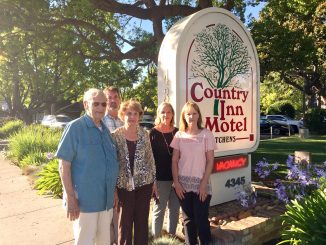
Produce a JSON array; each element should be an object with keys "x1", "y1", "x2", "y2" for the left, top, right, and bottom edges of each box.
[{"x1": 158, "y1": 7, "x2": 260, "y2": 205}]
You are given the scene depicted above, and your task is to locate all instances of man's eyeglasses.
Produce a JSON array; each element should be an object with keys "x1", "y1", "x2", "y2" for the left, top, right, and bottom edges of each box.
[{"x1": 92, "y1": 102, "x2": 107, "y2": 107}]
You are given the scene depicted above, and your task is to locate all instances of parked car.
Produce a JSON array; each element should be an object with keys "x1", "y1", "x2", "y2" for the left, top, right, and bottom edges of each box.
[
  {"x1": 41, "y1": 114, "x2": 72, "y2": 129},
  {"x1": 260, "y1": 118, "x2": 293, "y2": 135},
  {"x1": 265, "y1": 115, "x2": 304, "y2": 133},
  {"x1": 139, "y1": 121, "x2": 154, "y2": 131},
  {"x1": 142, "y1": 114, "x2": 154, "y2": 122}
]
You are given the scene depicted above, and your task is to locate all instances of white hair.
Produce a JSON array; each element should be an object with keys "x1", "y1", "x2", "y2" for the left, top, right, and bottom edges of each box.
[{"x1": 83, "y1": 88, "x2": 105, "y2": 102}]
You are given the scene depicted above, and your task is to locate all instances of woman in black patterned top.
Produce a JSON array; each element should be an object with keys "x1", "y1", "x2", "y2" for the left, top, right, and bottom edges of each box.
[
  {"x1": 112, "y1": 100, "x2": 157, "y2": 245},
  {"x1": 150, "y1": 102, "x2": 180, "y2": 237}
]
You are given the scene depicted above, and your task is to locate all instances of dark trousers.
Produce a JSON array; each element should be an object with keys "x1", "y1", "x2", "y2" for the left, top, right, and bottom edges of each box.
[
  {"x1": 117, "y1": 183, "x2": 153, "y2": 245},
  {"x1": 179, "y1": 192, "x2": 211, "y2": 245}
]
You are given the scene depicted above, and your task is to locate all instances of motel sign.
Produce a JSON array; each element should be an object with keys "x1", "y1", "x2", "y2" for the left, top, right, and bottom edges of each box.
[{"x1": 158, "y1": 7, "x2": 260, "y2": 205}]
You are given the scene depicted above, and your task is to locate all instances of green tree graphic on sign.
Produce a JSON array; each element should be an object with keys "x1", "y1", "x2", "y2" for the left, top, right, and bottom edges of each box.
[{"x1": 191, "y1": 24, "x2": 251, "y2": 89}]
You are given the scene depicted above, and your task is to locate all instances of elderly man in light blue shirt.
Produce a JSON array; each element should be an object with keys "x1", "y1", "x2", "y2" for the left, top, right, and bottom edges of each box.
[{"x1": 56, "y1": 88, "x2": 118, "y2": 245}]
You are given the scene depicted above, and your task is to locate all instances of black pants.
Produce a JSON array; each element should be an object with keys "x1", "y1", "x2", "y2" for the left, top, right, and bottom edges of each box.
[
  {"x1": 179, "y1": 192, "x2": 211, "y2": 245},
  {"x1": 117, "y1": 183, "x2": 153, "y2": 245}
]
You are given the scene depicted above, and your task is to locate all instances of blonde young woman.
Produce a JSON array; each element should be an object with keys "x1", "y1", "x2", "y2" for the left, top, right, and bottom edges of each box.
[
  {"x1": 112, "y1": 100, "x2": 157, "y2": 245},
  {"x1": 170, "y1": 101, "x2": 216, "y2": 245},
  {"x1": 150, "y1": 102, "x2": 180, "y2": 237}
]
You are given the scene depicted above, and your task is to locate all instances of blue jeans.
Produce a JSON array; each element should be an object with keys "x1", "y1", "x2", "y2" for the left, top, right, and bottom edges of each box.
[{"x1": 179, "y1": 192, "x2": 211, "y2": 245}]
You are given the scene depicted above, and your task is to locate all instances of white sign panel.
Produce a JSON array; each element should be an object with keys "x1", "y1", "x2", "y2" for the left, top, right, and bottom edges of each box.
[{"x1": 158, "y1": 7, "x2": 260, "y2": 205}]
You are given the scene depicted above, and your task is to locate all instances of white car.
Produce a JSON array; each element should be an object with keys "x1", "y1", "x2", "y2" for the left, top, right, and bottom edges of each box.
[
  {"x1": 41, "y1": 115, "x2": 72, "y2": 129},
  {"x1": 265, "y1": 115, "x2": 304, "y2": 133}
]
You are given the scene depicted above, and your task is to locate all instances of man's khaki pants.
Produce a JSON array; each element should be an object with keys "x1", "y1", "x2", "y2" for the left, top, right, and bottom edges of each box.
[{"x1": 73, "y1": 209, "x2": 113, "y2": 245}]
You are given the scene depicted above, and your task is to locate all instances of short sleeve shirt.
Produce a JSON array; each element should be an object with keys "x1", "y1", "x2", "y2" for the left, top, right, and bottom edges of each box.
[
  {"x1": 55, "y1": 114, "x2": 119, "y2": 212},
  {"x1": 170, "y1": 128, "x2": 216, "y2": 194}
]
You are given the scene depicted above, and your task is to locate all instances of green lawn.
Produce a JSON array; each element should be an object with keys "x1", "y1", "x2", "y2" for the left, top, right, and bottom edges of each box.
[{"x1": 251, "y1": 135, "x2": 326, "y2": 165}]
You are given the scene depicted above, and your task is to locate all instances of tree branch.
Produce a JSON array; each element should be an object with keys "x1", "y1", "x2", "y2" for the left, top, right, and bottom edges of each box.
[
  {"x1": 281, "y1": 72, "x2": 303, "y2": 92},
  {"x1": 90, "y1": 0, "x2": 200, "y2": 20}
]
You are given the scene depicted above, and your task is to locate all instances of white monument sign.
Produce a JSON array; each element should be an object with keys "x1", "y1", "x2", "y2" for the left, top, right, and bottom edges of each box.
[{"x1": 158, "y1": 7, "x2": 260, "y2": 205}]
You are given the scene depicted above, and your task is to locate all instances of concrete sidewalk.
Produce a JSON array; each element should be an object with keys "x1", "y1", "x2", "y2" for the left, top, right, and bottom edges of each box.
[{"x1": 0, "y1": 153, "x2": 74, "y2": 245}]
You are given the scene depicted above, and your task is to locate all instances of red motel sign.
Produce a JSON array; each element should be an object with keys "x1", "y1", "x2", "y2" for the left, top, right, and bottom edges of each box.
[{"x1": 213, "y1": 155, "x2": 248, "y2": 173}]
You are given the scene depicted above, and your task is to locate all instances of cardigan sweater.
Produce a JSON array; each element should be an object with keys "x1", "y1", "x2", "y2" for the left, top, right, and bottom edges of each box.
[{"x1": 112, "y1": 126, "x2": 156, "y2": 191}]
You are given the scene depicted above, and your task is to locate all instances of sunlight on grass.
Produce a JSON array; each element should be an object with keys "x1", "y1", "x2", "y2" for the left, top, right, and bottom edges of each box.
[{"x1": 252, "y1": 135, "x2": 326, "y2": 165}]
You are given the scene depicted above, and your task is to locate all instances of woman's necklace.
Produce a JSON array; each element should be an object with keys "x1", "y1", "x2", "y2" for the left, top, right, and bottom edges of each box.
[{"x1": 161, "y1": 130, "x2": 174, "y2": 156}]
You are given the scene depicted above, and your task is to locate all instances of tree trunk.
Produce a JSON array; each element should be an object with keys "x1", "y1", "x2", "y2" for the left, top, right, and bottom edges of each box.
[
  {"x1": 9, "y1": 58, "x2": 20, "y2": 118},
  {"x1": 21, "y1": 109, "x2": 33, "y2": 124}
]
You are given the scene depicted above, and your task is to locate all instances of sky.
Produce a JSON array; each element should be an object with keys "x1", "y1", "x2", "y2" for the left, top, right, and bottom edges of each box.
[{"x1": 246, "y1": 2, "x2": 265, "y2": 21}]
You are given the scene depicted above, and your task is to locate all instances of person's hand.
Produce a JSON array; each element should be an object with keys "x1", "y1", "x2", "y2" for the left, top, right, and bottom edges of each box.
[
  {"x1": 199, "y1": 180, "x2": 208, "y2": 202},
  {"x1": 66, "y1": 194, "x2": 80, "y2": 221},
  {"x1": 114, "y1": 190, "x2": 119, "y2": 212},
  {"x1": 152, "y1": 182, "x2": 159, "y2": 199},
  {"x1": 174, "y1": 181, "x2": 185, "y2": 200}
]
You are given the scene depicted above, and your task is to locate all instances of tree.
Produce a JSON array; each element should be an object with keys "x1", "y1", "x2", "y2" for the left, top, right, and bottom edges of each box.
[
  {"x1": 0, "y1": 0, "x2": 264, "y2": 69},
  {"x1": 124, "y1": 66, "x2": 158, "y2": 113},
  {"x1": 0, "y1": 27, "x2": 88, "y2": 122},
  {"x1": 250, "y1": 0, "x2": 325, "y2": 113},
  {"x1": 260, "y1": 72, "x2": 303, "y2": 117},
  {"x1": 191, "y1": 23, "x2": 251, "y2": 89},
  {"x1": 0, "y1": 0, "x2": 138, "y2": 122}
]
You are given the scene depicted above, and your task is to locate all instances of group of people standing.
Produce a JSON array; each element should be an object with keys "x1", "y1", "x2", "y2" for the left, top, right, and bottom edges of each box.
[{"x1": 56, "y1": 87, "x2": 216, "y2": 245}]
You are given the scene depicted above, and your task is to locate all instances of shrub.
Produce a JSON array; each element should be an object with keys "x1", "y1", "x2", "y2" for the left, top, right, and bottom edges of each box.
[
  {"x1": 19, "y1": 151, "x2": 47, "y2": 168},
  {"x1": 279, "y1": 103, "x2": 296, "y2": 119},
  {"x1": 34, "y1": 158, "x2": 63, "y2": 198},
  {"x1": 305, "y1": 108, "x2": 326, "y2": 134},
  {"x1": 278, "y1": 189, "x2": 326, "y2": 245},
  {"x1": 0, "y1": 120, "x2": 24, "y2": 139},
  {"x1": 0, "y1": 116, "x2": 16, "y2": 127},
  {"x1": 266, "y1": 104, "x2": 280, "y2": 115},
  {"x1": 150, "y1": 235, "x2": 184, "y2": 245},
  {"x1": 266, "y1": 101, "x2": 296, "y2": 119},
  {"x1": 8, "y1": 124, "x2": 62, "y2": 164}
]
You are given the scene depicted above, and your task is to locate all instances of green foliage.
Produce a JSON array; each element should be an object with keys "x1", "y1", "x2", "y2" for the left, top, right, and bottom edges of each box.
[
  {"x1": 150, "y1": 235, "x2": 183, "y2": 245},
  {"x1": 252, "y1": 0, "x2": 325, "y2": 112},
  {"x1": 266, "y1": 101, "x2": 296, "y2": 118},
  {"x1": 19, "y1": 151, "x2": 47, "y2": 168},
  {"x1": 265, "y1": 105, "x2": 279, "y2": 115},
  {"x1": 34, "y1": 159, "x2": 63, "y2": 198},
  {"x1": 0, "y1": 117, "x2": 15, "y2": 127},
  {"x1": 125, "y1": 72, "x2": 158, "y2": 113},
  {"x1": 278, "y1": 189, "x2": 326, "y2": 245},
  {"x1": 0, "y1": 0, "x2": 138, "y2": 122},
  {"x1": 305, "y1": 108, "x2": 326, "y2": 134},
  {"x1": 260, "y1": 73, "x2": 303, "y2": 116},
  {"x1": 279, "y1": 103, "x2": 296, "y2": 119},
  {"x1": 8, "y1": 124, "x2": 61, "y2": 164},
  {"x1": 0, "y1": 120, "x2": 24, "y2": 139}
]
